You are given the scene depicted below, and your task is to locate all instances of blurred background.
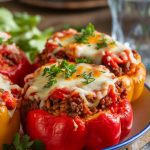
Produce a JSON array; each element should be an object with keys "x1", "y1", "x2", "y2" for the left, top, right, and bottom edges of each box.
[{"x1": 0, "y1": 0, "x2": 149, "y2": 149}]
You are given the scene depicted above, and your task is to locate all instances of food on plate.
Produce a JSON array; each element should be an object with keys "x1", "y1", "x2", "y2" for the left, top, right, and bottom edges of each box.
[
  {"x1": 35, "y1": 23, "x2": 146, "y2": 102},
  {"x1": 0, "y1": 74, "x2": 21, "y2": 149},
  {"x1": 0, "y1": 32, "x2": 33, "y2": 86},
  {"x1": 21, "y1": 60, "x2": 133, "y2": 150}
]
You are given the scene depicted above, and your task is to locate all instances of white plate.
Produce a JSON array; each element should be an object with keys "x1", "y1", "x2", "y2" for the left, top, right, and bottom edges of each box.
[{"x1": 104, "y1": 84, "x2": 150, "y2": 150}]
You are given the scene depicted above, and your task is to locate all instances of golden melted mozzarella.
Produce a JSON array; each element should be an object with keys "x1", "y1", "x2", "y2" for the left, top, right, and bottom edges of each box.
[
  {"x1": 47, "y1": 29, "x2": 139, "y2": 65},
  {"x1": 24, "y1": 62, "x2": 117, "y2": 108}
]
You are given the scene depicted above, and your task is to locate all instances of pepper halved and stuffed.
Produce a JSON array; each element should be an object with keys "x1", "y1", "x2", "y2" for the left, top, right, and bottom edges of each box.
[
  {"x1": 35, "y1": 24, "x2": 146, "y2": 102},
  {"x1": 0, "y1": 32, "x2": 33, "y2": 87},
  {"x1": 22, "y1": 60, "x2": 133, "y2": 150},
  {"x1": 0, "y1": 74, "x2": 21, "y2": 150}
]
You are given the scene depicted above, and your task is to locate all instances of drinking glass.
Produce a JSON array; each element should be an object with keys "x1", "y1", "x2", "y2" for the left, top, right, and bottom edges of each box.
[{"x1": 108, "y1": 0, "x2": 150, "y2": 69}]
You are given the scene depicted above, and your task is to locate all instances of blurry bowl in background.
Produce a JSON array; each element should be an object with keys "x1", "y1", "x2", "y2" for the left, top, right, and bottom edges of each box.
[{"x1": 20, "y1": 0, "x2": 107, "y2": 10}]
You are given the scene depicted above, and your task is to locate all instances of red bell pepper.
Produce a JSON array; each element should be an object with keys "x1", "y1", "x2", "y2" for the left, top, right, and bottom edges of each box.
[
  {"x1": 26, "y1": 110, "x2": 86, "y2": 150},
  {"x1": 0, "y1": 32, "x2": 33, "y2": 86},
  {"x1": 25, "y1": 98, "x2": 132, "y2": 150},
  {"x1": 22, "y1": 60, "x2": 133, "y2": 150}
]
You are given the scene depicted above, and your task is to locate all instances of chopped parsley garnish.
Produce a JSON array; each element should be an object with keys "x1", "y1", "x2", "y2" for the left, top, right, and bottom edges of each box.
[
  {"x1": 44, "y1": 78, "x2": 57, "y2": 88},
  {"x1": 42, "y1": 64, "x2": 61, "y2": 88},
  {"x1": 81, "y1": 72, "x2": 95, "y2": 84},
  {"x1": 42, "y1": 65, "x2": 61, "y2": 77},
  {"x1": 75, "y1": 23, "x2": 95, "y2": 44},
  {"x1": 96, "y1": 37, "x2": 108, "y2": 49},
  {"x1": 60, "y1": 60, "x2": 76, "y2": 78},
  {"x1": 96, "y1": 34, "x2": 116, "y2": 50},
  {"x1": 75, "y1": 58, "x2": 93, "y2": 64},
  {"x1": 109, "y1": 41, "x2": 116, "y2": 45},
  {"x1": 42, "y1": 60, "x2": 76, "y2": 88},
  {"x1": 100, "y1": 70, "x2": 106, "y2": 73}
]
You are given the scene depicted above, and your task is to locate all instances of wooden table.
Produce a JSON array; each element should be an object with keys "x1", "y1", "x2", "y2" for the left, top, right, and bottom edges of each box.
[
  {"x1": 0, "y1": 1, "x2": 149, "y2": 150},
  {"x1": 0, "y1": 1, "x2": 111, "y2": 33}
]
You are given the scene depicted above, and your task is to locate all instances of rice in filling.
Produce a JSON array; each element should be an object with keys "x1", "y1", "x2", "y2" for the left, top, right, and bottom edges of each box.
[{"x1": 22, "y1": 80, "x2": 126, "y2": 118}]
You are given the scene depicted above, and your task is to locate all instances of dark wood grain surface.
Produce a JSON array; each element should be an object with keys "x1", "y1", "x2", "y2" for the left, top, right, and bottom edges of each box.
[
  {"x1": 0, "y1": 1, "x2": 111, "y2": 33},
  {"x1": 20, "y1": 0, "x2": 107, "y2": 10}
]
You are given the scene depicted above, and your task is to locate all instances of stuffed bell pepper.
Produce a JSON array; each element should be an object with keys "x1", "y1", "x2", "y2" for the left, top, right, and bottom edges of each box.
[
  {"x1": 22, "y1": 60, "x2": 133, "y2": 150},
  {"x1": 35, "y1": 23, "x2": 146, "y2": 102},
  {"x1": 0, "y1": 73, "x2": 21, "y2": 150},
  {"x1": 0, "y1": 32, "x2": 33, "y2": 86}
]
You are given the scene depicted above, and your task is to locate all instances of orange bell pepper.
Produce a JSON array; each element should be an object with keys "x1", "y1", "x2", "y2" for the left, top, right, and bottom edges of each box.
[{"x1": 117, "y1": 49, "x2": 146, "y2": 102}]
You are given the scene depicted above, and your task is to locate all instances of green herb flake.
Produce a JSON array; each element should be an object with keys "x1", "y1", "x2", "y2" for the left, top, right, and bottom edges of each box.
[
  {"x1": 44, "y1": 78, "x2": 57, "y2": 88},
  {"x1": 75, "y1": 58, "x2": 93, "y2": 64},
  {"x1": 100, "y1": 70, "x2": 106, "y2": 73},
  {"x1": 42, "y1": 65, "x2": 61, "y2": 88},
  {"x1": 42, "y1": 60, "x2": 76, "y2": 88},
  {"x1": 60, "y1": 60, "x2": 76, "y2": 78},
  {"x1": 75, "y1": 23, "x2": 95, "y2": 44},
  {"x1": 96, "y1": 37, "x2": 108, "y2": 49},
  {"x1": 81, "y1": 72, "x2": 95, "y2": 84},
  {"x1": 109, "y1": 41, "x2": 116, "y2": 46}
]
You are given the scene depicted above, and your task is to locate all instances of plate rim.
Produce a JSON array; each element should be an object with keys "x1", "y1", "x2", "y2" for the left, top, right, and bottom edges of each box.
[{"x1": 104, "y1": 83, "x2": 150, "y2": 150}]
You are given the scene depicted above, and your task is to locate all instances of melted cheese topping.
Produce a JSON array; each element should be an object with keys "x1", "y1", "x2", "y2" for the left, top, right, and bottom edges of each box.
[
  {"x1": 0, "y1": 74, "x2": 11, "y2": 92},
  {"x1": 24, "y1": 62, "x2": 117, "y2": 108},
  {"x1": 0, "y1": 74, "x2": 19, "y2": 117},
  {"x1": 47, "y1": 29, "x2": 139, "y2": 65}
]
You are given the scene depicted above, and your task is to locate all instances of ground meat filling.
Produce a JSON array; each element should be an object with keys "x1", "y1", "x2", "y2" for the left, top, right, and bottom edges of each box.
[
  {"x1": 0, "y1": 51, "x2": 20, "y2": 69},
  {"x1": 37, "y1": 49, "x2": 53, "y2": 66},
  {"x1": 38, "y1": 46, "x2": 138, "y2": 77},
  {"x1": 22, "y1": 80, "x2": 127, "y2": 118},
  {"x1": 102, "y1": 50, "x2": 138, "y2": 76},
  {"x1": 104, "y1": 62, "x2": 133, "y2": 76},
  {"x1": 37, "y1": 48, "x2": 70, "y2": 66}
]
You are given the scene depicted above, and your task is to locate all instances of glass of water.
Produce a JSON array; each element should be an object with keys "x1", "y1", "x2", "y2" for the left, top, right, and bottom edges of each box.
[{"x1": 108, "y1": 0, "x2": 150, "y2": 69}]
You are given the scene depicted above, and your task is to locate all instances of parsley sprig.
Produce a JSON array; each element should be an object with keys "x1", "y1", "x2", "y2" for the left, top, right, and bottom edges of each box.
[
  {"x1": 81, "y1": 72, "x2": 95, "y2": 84},
  {"x1": 3, "y1": 133, "x2": 45, "y2": 150},
  {"x1": 75, "y1": 58, "x2": 93, "y2": 64},
  {"x1": 75, "y1": 23, "x2": 95, "y2": 44},
  {"x1": 96, "y1": 35, "x2": 108, "y2": 49},
  {"x1": 96, "y1": 35, "x2": 116, "y2": 49},
  {"x1": 42, "y1": 64, "x2": 61, "y2": 88},
  {"x1": 42, "y1": 60, "x2": 76, "y2": 88},
  {"x1": 60, "y1": 60, "x2": 76, "y2": 78}
]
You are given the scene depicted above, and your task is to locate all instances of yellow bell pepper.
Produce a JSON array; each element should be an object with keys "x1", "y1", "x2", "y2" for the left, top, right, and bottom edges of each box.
[
  {"x1": 0, "y1": 106, "x2": 20, "y2": 150},
  {"x1": 120, "y1": 63, "x2": 146, "y2": 102}
]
